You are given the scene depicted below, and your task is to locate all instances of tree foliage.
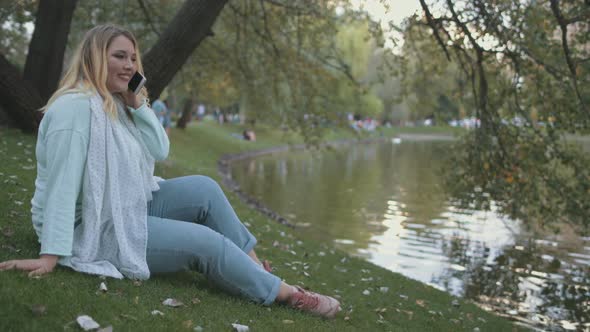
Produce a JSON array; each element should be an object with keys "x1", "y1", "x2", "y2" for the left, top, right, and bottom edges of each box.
[{"x1": 408, "y1": 0, "x2": 590, "y2": 231}]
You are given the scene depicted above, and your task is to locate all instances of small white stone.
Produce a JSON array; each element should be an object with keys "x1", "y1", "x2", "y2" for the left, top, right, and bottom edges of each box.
[
  {"x1": 162, "y1": 298, "x2": 184, "y2": 307},
  {"x1": 362, "y1": 289, "x2": 371, "y2": 295},
  {"x1": 76, "y1": 315, "x2": 100, "y2": 331},
  {"x1": 232, "y1": 323, "x2": 249, "y2": 332}
]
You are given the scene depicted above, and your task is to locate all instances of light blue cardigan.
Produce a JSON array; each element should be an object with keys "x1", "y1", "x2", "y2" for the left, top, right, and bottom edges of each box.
[{"x1": 30, "y1": 92, "x2": 169, "y2": 257}]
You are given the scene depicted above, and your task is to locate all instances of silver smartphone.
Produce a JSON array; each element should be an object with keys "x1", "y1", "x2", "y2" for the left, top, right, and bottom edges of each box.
[{"x1": 128, "y1": 71, "x2": 147, "y2": 94}]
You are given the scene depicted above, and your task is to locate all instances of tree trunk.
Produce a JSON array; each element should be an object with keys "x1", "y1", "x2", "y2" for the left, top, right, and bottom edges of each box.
[
  {"x1": 0, "y1": 55, "x2": 44, "y2": 132},
  {"x1": 177, "y1": 98, "x2": 194, "y2": 129},
  {"x1": 24, "y1": 0, "x2": 78, "y2": 102},
  {"x1": 143, "y1": 0, "x2": 228, "y2": 100}
]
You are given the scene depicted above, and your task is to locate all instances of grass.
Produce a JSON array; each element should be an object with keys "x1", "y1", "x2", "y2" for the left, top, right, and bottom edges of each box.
[{"x1": 0, "y1": 123, "x2": 520, "y2": 331}]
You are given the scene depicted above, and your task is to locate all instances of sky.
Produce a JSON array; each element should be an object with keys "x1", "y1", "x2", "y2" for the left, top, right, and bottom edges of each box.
[
  {"x1": 349, "y1": 0, "x2": 423, "y2": 49},
  {"x1": 351, "y1": 0, "x2": 422, "y2": 26}
]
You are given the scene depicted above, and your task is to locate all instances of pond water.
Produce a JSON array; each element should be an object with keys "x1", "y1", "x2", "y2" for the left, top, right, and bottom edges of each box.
[{"x1": 230, "y1": 140, "x2": 590, "y2": 331}]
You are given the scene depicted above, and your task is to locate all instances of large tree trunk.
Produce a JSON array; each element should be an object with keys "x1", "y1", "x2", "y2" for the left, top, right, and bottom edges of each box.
[
  {"x1": 143, "y1": 0, "x2": 228, "y2": 100},
  {"x1": 24, "y1": 0, "x2": 78, "y2": 102},
  {"x1": 177, "y1": 98, "x2": 194, "y2": 129},
  {"x1": 0, "y1": 55, "x2": 44, "y2": 133}
]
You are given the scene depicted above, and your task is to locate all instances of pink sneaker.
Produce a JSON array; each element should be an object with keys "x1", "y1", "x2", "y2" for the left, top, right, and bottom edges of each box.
[{"x1": 288, "y1": 286, "x2": 341, "y2": 319}]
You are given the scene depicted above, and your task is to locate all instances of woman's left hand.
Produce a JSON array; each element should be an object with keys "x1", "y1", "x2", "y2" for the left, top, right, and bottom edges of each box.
[
  {"x1": 0, "y1": 254, "x2": 59, "y2": 277},
  {"x1": 121, "y1": 90, "x2": 143, "y2": 109}
]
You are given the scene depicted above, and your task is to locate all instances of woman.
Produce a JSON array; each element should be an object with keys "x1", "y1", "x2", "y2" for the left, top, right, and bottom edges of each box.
[{"x1": 0, "y1": 24, "x2": 340, "y2": 319}]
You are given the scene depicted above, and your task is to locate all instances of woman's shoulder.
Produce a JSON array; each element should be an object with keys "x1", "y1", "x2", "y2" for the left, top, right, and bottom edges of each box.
[
  {"x1": 42, "y1": 91, "x2": 93, "y2": 134},
  {"x1": 47, "y1": 91, "x2": 93, "y2": 115}
]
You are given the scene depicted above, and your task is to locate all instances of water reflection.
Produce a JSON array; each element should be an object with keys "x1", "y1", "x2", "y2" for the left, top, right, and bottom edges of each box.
[{"x1": 230, "y1": 141, "x2": 590, "y2": 330}]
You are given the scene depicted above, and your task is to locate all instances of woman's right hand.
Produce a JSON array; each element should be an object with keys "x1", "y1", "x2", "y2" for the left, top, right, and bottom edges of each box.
[{"x1": 0, "y1": 254, "x2": 59, "y2": 277}]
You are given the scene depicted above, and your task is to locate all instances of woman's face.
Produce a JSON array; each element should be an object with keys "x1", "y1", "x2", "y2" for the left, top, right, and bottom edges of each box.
[{"x1": 106, "y1": 35, "x2": 137, "y2": 93}]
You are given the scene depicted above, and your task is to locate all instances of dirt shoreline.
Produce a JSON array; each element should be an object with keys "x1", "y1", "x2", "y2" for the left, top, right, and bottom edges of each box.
[{"x1": 217, "y1": 133, "x2": 456, "y2": 228}]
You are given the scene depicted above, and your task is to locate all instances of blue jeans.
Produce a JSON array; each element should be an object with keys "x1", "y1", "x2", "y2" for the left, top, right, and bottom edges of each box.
[{"x1": 146, "y1": 175, "x2": 281, "y2": 305}]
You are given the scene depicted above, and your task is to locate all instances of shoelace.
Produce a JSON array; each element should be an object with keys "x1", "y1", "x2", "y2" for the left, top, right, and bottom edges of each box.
[{"x1": 293, "y1": 288, "x2": 320, "y2": 309}]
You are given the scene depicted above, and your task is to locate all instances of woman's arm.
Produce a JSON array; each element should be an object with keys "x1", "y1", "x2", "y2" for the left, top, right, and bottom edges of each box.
[
  {"x1": 129, "y1": 102, "x2": 170, "y2": 161},
  {"x1": 40, "y1": 129, "x2": 88, "y2": 256},
  {"x1": 121, "y1": 88, "x2": 169, "y2": 161}
]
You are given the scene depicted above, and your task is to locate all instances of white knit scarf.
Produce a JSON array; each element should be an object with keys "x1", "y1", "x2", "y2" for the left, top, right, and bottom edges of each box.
[{"x1": 60, "y1": 94, "x2": 159, "y2": 279}]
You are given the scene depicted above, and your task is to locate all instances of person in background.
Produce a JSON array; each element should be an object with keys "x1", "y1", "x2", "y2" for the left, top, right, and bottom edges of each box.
[
  {"x1": 0, "y1": 23, "x2": 340, "y2": 319},
  {"x1": 152, "y1": 98, "x2": 170, "y2": 134},
  {"x1": 243, "y1": 129, "x2": 256, "y2": 142}
]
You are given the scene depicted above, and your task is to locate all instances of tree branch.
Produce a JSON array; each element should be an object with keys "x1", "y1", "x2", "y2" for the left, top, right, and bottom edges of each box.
[
  {"x1": 136, "y1": 0, "x2": 161, "y2": 37},
  {"x1": 418, "y1": 0, "x2": 451, "y2": 61},
  {"x1": 549, "y1": 0, "x2": 586, "y2": 110}
]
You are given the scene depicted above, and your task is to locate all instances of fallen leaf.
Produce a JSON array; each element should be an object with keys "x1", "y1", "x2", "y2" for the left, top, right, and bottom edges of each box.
[
  {"x1": 1, "y1": 228, "x2": 14, "y2": 237},
  {"x1": 379, "y1": 287, "x2": 389, "y2": 293},
  {"x1": 183, "y1": 320, "x2": 193, "y2": 329},
  {"x1": 134, "y1": 296, "x2": 139, "y2": 304},
  {"x1": 163, "y1": 298, "x2": 184, "y2": 307},
  {"x1": 282, "y1": 320, "x2": 294, "y2": 324},
  {"x1": 232, "y1": 323, "x2": 249, "y2": 332},
  {"x1": 31, "y1": 304, "x2": 46, "y2": 316},
  {"x1": 362, "y1": 289, "x2": 370, "y2": 295},
  {"x1": 120, "y1": 314, "x2": 137, "y2": 321},
  {"x1": 76, "y1": 315, "x2": 100, "y2": 331},
  {"x1": 191, "y1": 298, "x2": 201, "y2": 305},
  {"x1": 416, "y1": 299, "x2": 426, "y2": 307},
  {"x1": 151, "y1": 310, "x2": 164, "y2": 316},
  {"x1": 1, "y1": 244, "x2": 21, "y2": 253},
  {"x1": 401, "y1": 310, "x2": 414, "y2": 320},
  {"x1": 194, "y1": 326, "x2": 204, "y2": 332}
]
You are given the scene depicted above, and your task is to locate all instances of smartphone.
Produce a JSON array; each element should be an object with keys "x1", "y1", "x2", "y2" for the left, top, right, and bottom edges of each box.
[{"x1": 128, "y1": 71, "x2": 147, "y2": 94}]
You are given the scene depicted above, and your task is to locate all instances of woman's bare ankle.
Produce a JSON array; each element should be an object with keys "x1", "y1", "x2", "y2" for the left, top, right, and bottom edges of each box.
[{"x1": 276, "y1": 282, "x2": 296, "y2": 302}]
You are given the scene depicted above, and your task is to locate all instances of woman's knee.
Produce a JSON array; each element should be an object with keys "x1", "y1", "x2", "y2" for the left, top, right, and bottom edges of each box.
[{"x1": 187, "y1": 175, "x2": 223, "y2": 195}]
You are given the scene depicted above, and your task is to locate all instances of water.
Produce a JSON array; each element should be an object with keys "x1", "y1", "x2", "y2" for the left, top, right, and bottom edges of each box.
[{"x1": 230, "y1": 140, "x2": 590, "y2": 331}]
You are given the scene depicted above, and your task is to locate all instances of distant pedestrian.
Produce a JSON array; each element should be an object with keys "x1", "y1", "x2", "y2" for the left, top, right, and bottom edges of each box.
[{"x1": 152, "y1": 98, "x2": 170, "y2": 134}]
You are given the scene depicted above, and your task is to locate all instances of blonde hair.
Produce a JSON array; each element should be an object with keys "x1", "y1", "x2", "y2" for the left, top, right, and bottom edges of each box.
[{"x1": 42, "y1": 24, "x2": 148, "y2": 118}]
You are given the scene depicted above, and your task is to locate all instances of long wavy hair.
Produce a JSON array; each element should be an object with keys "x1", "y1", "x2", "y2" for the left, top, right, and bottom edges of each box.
[{"x1": 42, "y1": 24, "x2": 148, "y2": 118}]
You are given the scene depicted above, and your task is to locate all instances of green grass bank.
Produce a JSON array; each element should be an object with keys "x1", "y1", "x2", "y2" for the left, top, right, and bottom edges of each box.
[{"x1": 0, "y1": 123, "x2": 521, "y2": 331}]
